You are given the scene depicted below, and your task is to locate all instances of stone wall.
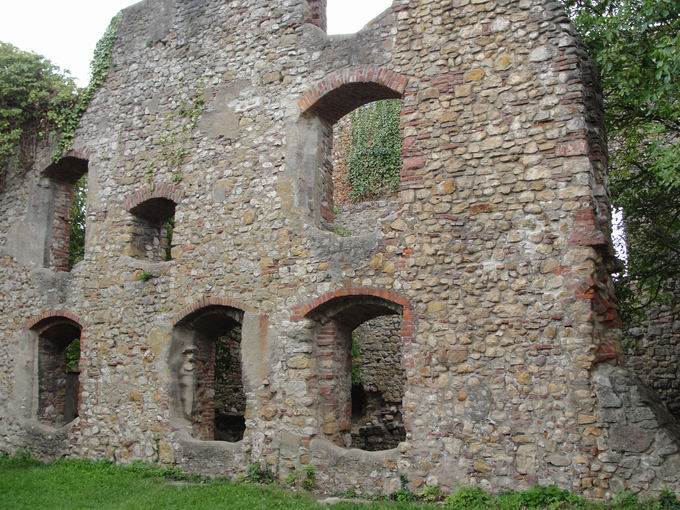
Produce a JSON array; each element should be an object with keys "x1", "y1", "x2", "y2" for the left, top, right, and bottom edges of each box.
[
  {"x1": 1, "y1": 0, "x2": 679, "y2": 500},
  {"x1": 354, "y1": 315, "x2": 404, "y2": 403},
  {"x1": 352, "y1": 315, "x2": 405, "y2": 451},
  {"x1": 628, "y1": 289, "x2": 680, "y2": 418}
]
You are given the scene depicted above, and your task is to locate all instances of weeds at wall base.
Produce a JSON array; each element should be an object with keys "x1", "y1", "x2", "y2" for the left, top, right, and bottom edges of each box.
[{"x1": 2, "y1": 454, "x2": 679, "y2": 509}]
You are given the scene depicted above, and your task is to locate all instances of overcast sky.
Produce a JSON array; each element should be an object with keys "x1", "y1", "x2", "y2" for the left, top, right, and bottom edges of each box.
[{"x1": 0, "y1": 0, "x2": 392, "y2": 86}]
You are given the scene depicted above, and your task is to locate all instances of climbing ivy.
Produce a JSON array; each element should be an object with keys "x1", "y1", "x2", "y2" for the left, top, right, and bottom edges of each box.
[
  {"x1": 346, "y1": 99, "x2": 402, "y2": 201},
  {"x1": 156, "y1": 83, "x2": 206, "y2": 177},
  {"x1": 0, "y1": 12, "x2": 120, "y2": 185},
  {"x1": 0, "y1": 43, "x2": 78, "y2": 174},
  {"x1": 54, "y1": 13, "x2": 121, "y2": 159}
]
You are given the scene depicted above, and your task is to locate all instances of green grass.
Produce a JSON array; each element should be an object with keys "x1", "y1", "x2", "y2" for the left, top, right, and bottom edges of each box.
[
  {"x1": 1, "y1": 455, "x2": 678, "y2": 510},
  {"x1": 0, "y1": 455, "x2": 432, "y2": 510}
]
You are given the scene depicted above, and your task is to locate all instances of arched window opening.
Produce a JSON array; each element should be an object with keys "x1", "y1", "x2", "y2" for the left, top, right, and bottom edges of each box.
[
  {"x1": 32, "y1": 317, "x2": 82, "y2": 425},
  {"x1": 171, "y1": 305, "x2": 246, "y2": 442},
  {"x1": 43, "y1": 156, "x2": 88, "y2": 271},
  {"x1": 301, "y1": 77, "x2": 404, "y2": 235},
  {"x1": 307, "y1": 295, "x2": 406, "y2": 451},
  {"x1": 128, "y1": 198, "x2": 175, "y2": 262}
]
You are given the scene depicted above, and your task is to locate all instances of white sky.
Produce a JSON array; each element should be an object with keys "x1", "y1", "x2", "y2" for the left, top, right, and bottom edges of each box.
[{"x1": 0, "y1": 0, "x2": 392, "y2": 86}]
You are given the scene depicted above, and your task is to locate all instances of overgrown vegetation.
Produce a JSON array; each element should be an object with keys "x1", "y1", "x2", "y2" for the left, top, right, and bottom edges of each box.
[
  {"x1": 564, "y1": 0, "x2": 680, "y2": 327},
  {"x1": 347, "y1": 99, "x2": 402, "y2": 201},
  {"x1": 243, "y1": 462, "x2": 274, "y2": 484},
  {"x1": 0, "y1": 43, "x2": 78, "y2": 174}
]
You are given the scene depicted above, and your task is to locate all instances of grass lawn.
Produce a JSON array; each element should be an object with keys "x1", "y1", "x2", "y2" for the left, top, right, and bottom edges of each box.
[
  {"x1": 0, "y1": 456, "x2": 433, "y2": 510},
  {"x1": 2, "y1": 455, "x2": 678, "y2": 509}
]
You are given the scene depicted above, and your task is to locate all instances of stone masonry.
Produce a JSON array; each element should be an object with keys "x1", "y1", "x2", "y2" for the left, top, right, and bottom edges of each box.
[
  {"x1": 1, "y1": 0, "x2": 679, "y2": 499},
  {"x1": 628, "y1": 287, "x2": 680, "y2": 419}
]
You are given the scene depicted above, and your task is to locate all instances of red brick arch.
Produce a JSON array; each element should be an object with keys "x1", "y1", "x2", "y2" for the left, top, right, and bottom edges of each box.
[
  {"x1": 123, "y1": 183, "x2": 183, "y2": 213},
  {"x1": 173, "y1": 296, "x2": 257, "y2": 326},
  {"x1": 298, "y1": 66, "x2": 410, "y2": 123},
  {"x1": 292, "y1": 286, "x2": 413, "y2": 323},
  {"x1": 25, "y1": 310, "x2": 83, "y2": 331}
]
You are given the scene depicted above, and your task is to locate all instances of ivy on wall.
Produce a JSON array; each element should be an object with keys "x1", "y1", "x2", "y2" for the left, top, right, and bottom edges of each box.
[
  {"x1": 0, "y1": 13, "x2": 121, "y2": 184},
  {"x1": 55, "y1": 13, "x2": 121, "y2": 159},
  {"x1": 346, "y1": 99, "x2": 402, "y2": 201},
  {"x1": 0, "y1": 44, "x2": 78, "y2": 174}
]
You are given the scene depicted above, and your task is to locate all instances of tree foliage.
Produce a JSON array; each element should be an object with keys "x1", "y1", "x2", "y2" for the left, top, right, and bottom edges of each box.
[
  {"x1": 346, "y1": 99, "x2": 402, "y2": 201},
  {"x1": 68, "y1": 175, "x2": 87, "y2": 269},
  {"x1": 0, "y1": 43, "x2": 78, "y2": 172},
  {"x1": 564, "y1": 0, "x2": 680, "y2": 321}
]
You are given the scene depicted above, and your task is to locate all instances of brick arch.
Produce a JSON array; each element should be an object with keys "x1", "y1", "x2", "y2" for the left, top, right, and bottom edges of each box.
[
  {"x1": 25, "y1": 310, "x2": 83, "y2": 331},
  {"x1": 123, "y1": 183, "x2": 183, "y2": 213},
  {"x1": 173, "y1": 296, "x2": 256, "y2": 326},
  {"x1": 295, "y1": 287, "x2": 414, "y2": 448},
  {"x1": 298, "y1": 66, "x2": 409, "y2": 124},
  {"x1": 292, "y1": 286, "x2": 413, "y2": 323}
]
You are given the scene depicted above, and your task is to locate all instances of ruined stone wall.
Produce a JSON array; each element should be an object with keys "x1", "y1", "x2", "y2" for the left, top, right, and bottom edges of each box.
[
  {"x1": 628, "y1": 289, "x2": 680, "y2": 418},
  {"x1": 1, "y1": 0, "x2": 679, "y2": 500},
  {"x1": 354, "y1": 315, "x2": 404, "y2": 403}
]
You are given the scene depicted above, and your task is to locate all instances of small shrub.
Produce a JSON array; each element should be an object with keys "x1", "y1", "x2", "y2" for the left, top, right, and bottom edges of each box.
[
  {"x1": 392, "y1": 474, "x2": 415, "y2": 502},
  {"x1": 446, "y1": 486, "x2": 492, "y2": 510},
  {"x1": 392, "y1": 488, "x2": 415, "y2": 503},
  {"x1": 302, "y1": 465, "x2": 316, "y2": 491},
  {"x1": 343, "y1": 488, "x2": 358, "y2": 498},
  {"x1": 138, "y1": 271, "x2": 153, "y2": 282},
  {"x1": 244, "y1": 462, "x2": 273, "y2": 484},
  {"x1": 659, "y1": 489, "x2": 680, "y2": 510},
  {"x1": 611, "y1": 491, "x2": 641, "y2": 509},
  {"x1": 285, "y1": 471, "x2": 297, "y2": 487},
  {"x1": 517, "y1": 485, "x2": 584, "y2": 509},
  {"x1": 422, "y1": 483, "x2": 442, "y2": 502},
  {"x1": 333, "y1": 225, "x2": 352, "y2": 237}
]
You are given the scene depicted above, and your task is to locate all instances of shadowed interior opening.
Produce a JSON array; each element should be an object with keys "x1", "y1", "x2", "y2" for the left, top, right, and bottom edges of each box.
[
  {"x1": 307, "y1": 295, "x2": 406, "y2": 451},
  {"x1": 33, "y1": 317, "x2": 82, "y2": 425},
  {"x1": 172, "y1": 306, "x2": 246, "y2": 442},
  {"x1": 42, "y1": 157, "x2": 88, "y2": 271},
  {"x1": 128, "y1": 197, "x2": 176, "y2": 262}
]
